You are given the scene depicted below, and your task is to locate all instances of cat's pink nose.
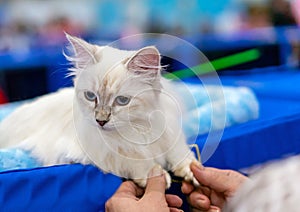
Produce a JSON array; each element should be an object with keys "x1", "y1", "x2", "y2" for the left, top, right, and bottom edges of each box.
[{"x1": 97, "y1": 120, "x2": 108, "y2": 127}]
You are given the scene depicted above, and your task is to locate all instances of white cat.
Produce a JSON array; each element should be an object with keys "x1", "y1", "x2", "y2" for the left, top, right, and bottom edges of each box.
[{"x1": 0, "y1": 34, "x2": 199, "y2": 188}]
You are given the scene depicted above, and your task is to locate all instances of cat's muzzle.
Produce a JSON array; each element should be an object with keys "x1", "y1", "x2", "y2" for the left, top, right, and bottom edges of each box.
[
  {"x1": 96, "y1": 119, "x2": 109, "y2": 127},
  {"x1": 95, "y1": 106, "x2": 111, "y2": 127}
]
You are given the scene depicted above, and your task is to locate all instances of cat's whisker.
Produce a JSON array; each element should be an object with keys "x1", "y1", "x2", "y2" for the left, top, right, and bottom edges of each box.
[
  {"x1": 112, "y1": 117, "x2": 149, "y2": 131},
  {"x1": 109, "y1": 122, "x2": 124, "y2": 128},
  {"x1": 129, "y1": 123, "x2": 151, "y2": 132},
  {"x1": 126, "y1": 112, "x2": 146, "y2": 118}
]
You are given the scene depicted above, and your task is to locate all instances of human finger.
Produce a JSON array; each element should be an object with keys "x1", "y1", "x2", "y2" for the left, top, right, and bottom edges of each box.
[
  {"x1": 188, "y1": 191, "x2": 211, "y2": 211},
  {"x1": 145, "y1": 165, "x2": 166, "y2": 195},
  {"x1": 181, "y1": 181, "x2": 194, "y2": 194},
  {"x1": 191, "y1": 162, "x2": 247, "y2": 194},
  {"x1": 207, "y1": 205, "x2": 222, "y2": 212},
  {"x1": 190, "y1": 205, "x2": 221, "y2": 212},
  {"x1": 170, "y1": 207, "x2": 184, "y2": 212},
  {"x1": 166, "y1": 194, "x2": 183, "y2": 208},
  {"x1": 210, "y1": 190, "x2": 226, "y2": 208},
  {"x1": 182, "y1": 181, "x2": 212, "y2": 198},
  {"x1": 114, "y1": 181, "x2": 144, "y2": 198}
]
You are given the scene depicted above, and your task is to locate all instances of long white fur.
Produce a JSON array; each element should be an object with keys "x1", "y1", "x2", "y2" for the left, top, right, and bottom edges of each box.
[{"x1": 0, "y1": 34, "x2": 199, "y2": 187}]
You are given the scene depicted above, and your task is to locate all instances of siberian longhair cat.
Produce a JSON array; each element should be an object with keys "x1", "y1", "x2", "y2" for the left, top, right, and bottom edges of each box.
[{"x1": 0, "y1": 34, "x2": 199, "y2": 188}]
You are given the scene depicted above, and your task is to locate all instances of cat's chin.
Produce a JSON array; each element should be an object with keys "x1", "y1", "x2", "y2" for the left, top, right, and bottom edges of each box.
[{"x1": 98, "y1": 124, "x2": 115, "y2": 131}]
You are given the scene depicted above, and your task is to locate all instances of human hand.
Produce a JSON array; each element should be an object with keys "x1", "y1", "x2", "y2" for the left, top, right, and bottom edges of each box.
[
  {"x1": 106, "y1": 166, "x2": 183, "y2": 212},
  {"x1": 181, "y1": 162, "x2": 248, "y2": 211}
]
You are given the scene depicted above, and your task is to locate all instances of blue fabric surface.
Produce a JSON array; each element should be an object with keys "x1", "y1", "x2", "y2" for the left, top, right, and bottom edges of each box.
[
  {"x1": 0, "y1": 149, "x2": 41, "y2": 172},
  {"x1": 0, "y1": 164, "x2": 122, "y2": 211},
  {"x1": 219, "y1": 70, "x2": 300, "y2": 101},
  {"x1": 180, "y1": 84, "x2": 259, "y2": 136},
  {"x1": 195, "y1": 70, "x2": 300, "y2": 170},
  {"x1": 203, "y1": 110, "x2": 300, "y2": 170}
]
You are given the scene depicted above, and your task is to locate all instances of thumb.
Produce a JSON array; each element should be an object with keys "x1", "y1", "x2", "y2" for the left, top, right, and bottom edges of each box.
[
  {"x1": 145, "y1": 165, "x2": 166, "y2": 195},
  {"x1": 191, "y1": 162, "x2": 244, "y2": 193}
]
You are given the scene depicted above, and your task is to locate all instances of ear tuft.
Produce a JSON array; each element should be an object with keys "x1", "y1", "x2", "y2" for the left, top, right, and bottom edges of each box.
[
  {"x1": 65, "y1": 33, "x2": 97, "y2": 71},
  {"x1": 126, "y1": 46, "x2": 161, "y2": 80}
]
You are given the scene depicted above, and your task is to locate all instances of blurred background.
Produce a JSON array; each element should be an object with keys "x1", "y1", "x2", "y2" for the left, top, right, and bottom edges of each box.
[
  {"x1": 0, "y1": 0, "x2": 299, "y2": 102},
  {"x1": 0, "y1": 1, "x2": 300, "y2": 209}
]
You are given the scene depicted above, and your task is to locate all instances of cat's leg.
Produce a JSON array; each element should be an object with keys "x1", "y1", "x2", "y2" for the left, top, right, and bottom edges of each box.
[
  {"x1": 166, "y1": 134, "x2": 201, "y2": 187},
  {"x1": 107, "y1": 153, "x2": 171, "y2": 189},
  {"x1": 125, "y1": 158, "x2": 171, "y2": 188},
  {"x1": 172, "y1": 155, "x2": 200, "y2": 187},
  {"x1": 133, "y1": 165, "x2": 172, "y2": 189}
]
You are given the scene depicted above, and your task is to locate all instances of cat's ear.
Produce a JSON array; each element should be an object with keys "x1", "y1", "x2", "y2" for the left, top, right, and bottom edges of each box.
[
  {"x1": 65, "y1": 33, "x2": 97, "y2": 70},
  {"x1": 125, "y1": 46, "x2": 161, "y2": 81}
]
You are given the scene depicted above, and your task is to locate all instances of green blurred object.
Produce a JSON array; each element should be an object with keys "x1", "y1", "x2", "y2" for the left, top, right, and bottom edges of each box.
[{"x1": 163, "y1": 48, "x2": 261, "y2": 80}]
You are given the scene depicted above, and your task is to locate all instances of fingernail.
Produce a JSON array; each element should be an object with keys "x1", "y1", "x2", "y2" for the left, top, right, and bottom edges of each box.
[
  {"x1": 210, "y1": 206, "x2": 221, "y2": 212},
  {"x1": 148, "y1": 165, "x2": 163, "y2": 178},
  {"x1": 192, "y1": 160, "x2": 204, "y2": 170},
  {"x1": 195, "y1": 196, "x2": 208, "y2": 208}
]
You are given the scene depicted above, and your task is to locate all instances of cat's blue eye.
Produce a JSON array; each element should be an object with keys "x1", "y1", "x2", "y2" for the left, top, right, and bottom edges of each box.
[
  {"x1": 115, "y1": 96, "x2": 130, "y2": 106},
  {"x1": 84, "y1": 91, "x2": 97, "y2": 102}
]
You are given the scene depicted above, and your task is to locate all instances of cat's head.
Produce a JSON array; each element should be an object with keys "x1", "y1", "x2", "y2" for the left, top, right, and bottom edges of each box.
[{"x1": 66, "y1": 34, "x2": 164, "y2": 134}]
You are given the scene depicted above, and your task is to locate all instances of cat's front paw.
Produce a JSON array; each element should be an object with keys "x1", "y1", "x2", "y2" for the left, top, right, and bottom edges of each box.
[
  {"x1": 133, "y1": 166, "x2": 172, "y2": 189},
  {"x1": 133, "y1": 178, "x2": 148, "y2": 188},
  {"x1": 163, "y1": 169, "x2": 172, "y2": 189},
  {"x1": 173, "y1": 159, "x2": 200, "y2": 187},
  {"x1": 148, "y1": 165, "x2": 172, "y2": 189}
]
